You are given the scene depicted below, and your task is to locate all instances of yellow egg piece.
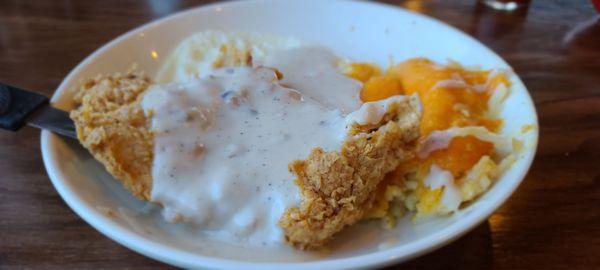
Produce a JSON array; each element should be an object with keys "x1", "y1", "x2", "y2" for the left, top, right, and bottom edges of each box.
[{"x1": 360, "y1": 76, "x2": 403, "y2": 102}]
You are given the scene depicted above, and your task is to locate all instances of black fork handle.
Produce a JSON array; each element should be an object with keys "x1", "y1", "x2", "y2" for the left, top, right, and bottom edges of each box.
[{"x1": 0, "y1": 83, "x2": 49, "y2": 131}]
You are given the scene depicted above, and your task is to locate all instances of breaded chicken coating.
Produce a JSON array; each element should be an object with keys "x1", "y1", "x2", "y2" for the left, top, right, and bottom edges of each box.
[
  {"x1": 70, "y1": 71, "x2": 154, "y2": 200},
  {"x1": 279, "y1": 96, "x2": 421, "y2": 249}
]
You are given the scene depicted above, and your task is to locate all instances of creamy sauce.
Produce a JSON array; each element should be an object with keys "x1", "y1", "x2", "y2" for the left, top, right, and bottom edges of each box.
[
  {"x1": 430, "y1": 69, "x2": 510, "y2": 95},
  {"x1": 423, "y1": 165, "x2": 460, "y2": 212},
  {"x1": 417, "y1": 126, "x2": 510, "y2": 159},
  {"x1": 345, "y1": 95, "x2": 419, "y2": 126},
  {"x1": 142, "y1": 66, "x2": 348, "y2": 246},
  {"x1": 431, "y1": 79, "x2": 471, "y2": 91},
  {"x1": 258, "y1": 46, "x2": 363, "y2": 113}
]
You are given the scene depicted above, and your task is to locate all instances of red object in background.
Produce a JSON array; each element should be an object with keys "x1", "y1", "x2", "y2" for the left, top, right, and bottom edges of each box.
[{"x1": 593, "y1": 0, "x2": 600, "y2": 12}]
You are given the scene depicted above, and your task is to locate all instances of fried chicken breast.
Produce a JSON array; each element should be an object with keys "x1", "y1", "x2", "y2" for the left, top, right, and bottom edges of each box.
[
  {"x1": 70, "y1": 69, "x2": 421, "y2": 250},
  {"x1": 70, "y1": 71, "x2": 154, "y2": 200},
  {"x1": 279, "y1": 96, "x2": 421, "y2": 249}
]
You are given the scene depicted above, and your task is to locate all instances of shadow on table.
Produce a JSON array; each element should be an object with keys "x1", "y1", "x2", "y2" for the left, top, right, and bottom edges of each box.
[{"x1": 386, "y1": 221, "x2": 494, "y2": 269}]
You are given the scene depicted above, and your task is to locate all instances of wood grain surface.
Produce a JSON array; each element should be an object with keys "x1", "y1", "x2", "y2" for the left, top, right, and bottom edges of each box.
[{"x1": 1, "y1": 0, "x2": 599, "y2": 269}]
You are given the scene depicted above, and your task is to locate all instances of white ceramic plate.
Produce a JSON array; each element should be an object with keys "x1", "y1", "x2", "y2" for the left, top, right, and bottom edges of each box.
[{"x1": 41, "y1": 0, "x2": 539, "y2": 269}]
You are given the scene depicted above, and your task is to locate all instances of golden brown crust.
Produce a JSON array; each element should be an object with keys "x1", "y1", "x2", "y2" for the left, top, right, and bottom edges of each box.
[
  {"x1": 69, "y1": 71, "x2": 154, "y2": 200},
  {"x1": 279, "y1": 96, "x2": 421, "y2": 249}
]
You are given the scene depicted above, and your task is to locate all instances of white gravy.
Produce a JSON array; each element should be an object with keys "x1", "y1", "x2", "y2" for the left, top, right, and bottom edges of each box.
[
  {"x1": 416, "y1": 126, "x2": 509, "y2": 159},
  {"x1": 423, "y1": 164, "x2": 460, "y2": 213},
  {"x1": 258, "y1": 46, "x2": 363, "y2": 114},
  {"x1": 142, "y1": 66, "x2": 349, "y2": 246}
]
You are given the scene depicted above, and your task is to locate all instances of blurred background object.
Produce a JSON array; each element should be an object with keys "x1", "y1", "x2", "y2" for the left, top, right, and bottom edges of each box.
[
  {"x1": 481, "y1": 0, "x2": 530, "y2": 11},
  {"x1": 470, "y1": 0, "x2": 529, "y2": 46}
]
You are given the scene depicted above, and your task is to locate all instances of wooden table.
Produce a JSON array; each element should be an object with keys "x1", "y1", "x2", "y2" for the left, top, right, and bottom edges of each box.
[{"x1": 1, "y1": 0, "x2": 598, "y2": 269}]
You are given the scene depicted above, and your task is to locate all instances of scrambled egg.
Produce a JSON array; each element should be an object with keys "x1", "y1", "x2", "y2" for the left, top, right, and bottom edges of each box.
[{"x1": 346, "y1": 58, "x2": 516, "y2": 225}]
